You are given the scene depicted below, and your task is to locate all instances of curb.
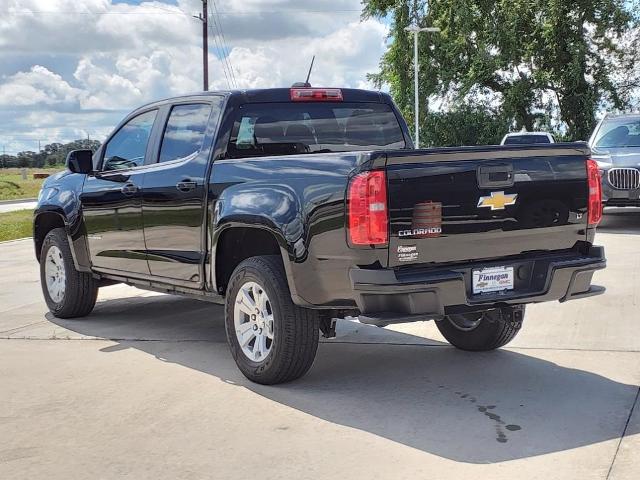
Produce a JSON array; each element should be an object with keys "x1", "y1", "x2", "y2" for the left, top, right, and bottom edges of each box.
[
  {"x1": 0, "y1": 237, "x2": 32, "y2": 245},
  {"x1": 0, "y1": 198, "x2": 38, "y2": 205}
]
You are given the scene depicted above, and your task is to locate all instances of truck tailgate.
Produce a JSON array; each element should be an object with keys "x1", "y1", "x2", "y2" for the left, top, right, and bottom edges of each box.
[{"x1": 386, "y1": 144, "x2": 590, "y2": 267}]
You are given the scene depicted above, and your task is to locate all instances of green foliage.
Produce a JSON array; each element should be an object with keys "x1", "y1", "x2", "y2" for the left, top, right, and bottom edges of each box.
[
  {"x1": 0, "y1": 209, "x2": 33, "y2": 242},
  {"x1": 0, "y1": 168, "x2": 62, "y2": 201},
  {"x1": 0, "y1": 139, "x2": 101, "y2": 169},
  {"x1": 421, "y1": 103, "x2": 512, "y2": 147},
  {"x1": 364, "y1": 0, "x2": 640, "y2": 144}
]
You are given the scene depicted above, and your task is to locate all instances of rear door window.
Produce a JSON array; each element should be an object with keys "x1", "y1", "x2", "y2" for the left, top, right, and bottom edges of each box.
[
  {"x1": 159, "y1": 104, "x2": 212, "y2": 163},
  {"x1": 227, "y1": 103, "x2": 406, "y2": 158}
]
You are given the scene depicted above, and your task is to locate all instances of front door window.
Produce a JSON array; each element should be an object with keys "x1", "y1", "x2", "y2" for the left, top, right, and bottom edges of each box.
[{"x1": 103, "y1": 110, "x2": 158, "y2": 171}]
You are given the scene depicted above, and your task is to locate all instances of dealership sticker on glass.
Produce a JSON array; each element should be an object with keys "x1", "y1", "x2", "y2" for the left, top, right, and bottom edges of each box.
[{"x1": 472, "y1": 266, "x2": 514, "y2": 294}]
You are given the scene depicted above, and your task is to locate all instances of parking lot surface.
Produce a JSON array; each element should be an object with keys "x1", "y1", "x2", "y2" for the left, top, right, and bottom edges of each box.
[{"x1": 1, "y1": 210, "x2": 639, "y2": 479}]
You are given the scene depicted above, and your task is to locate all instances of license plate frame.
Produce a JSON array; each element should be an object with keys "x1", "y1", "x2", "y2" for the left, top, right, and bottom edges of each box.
[{"x1": 472, "y1": 266, "x2": 515, "y2": 294}]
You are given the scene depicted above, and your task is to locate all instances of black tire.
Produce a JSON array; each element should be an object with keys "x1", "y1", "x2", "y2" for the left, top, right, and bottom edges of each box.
[
  {"x1": 224, "y1": 255, "x2": 320, "y2": 385},
  {"x1": 435, "y1": 307, "x2": 524, "y2": 351},
  {"x1": 40, "y1": 228, "x2": 99, "y2": 318}
]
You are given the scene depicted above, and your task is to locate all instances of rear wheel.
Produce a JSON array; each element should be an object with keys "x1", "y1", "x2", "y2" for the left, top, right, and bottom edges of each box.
[
  {"x1": 224, "y1": 255, "x2": 320, "y2": 385},
  {"x1": 40, "y1": 228, "x2": 99, "y2": 318},
  {"x1": 436, "y1": 307, "x2": 524, "y2": 351}
]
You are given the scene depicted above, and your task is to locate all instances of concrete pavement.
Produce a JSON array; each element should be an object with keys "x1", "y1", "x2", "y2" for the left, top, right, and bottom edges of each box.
[
  {"x1": 0, "y1": 199, "x2": 37, "y2": 213},
  {"x1": 0, "y1": 211, "x2": 639, "y2": 479}
]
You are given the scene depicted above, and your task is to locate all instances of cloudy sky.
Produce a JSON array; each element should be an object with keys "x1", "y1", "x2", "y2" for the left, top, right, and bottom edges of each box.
[{"x1": 0, "y1": 0, "x2": 388, "y2": 153}]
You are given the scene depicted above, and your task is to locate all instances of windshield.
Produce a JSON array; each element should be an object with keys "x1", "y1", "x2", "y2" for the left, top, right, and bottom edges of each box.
[
  {"x1": 503, "y1": 135, "x2": 551, "y2": 145},
  {"x1": 593, "y1": 117, "x2": 640, "y2": 148},
  {"x1": 227, "y1": 102, "x2": 406, "y2": 158}
]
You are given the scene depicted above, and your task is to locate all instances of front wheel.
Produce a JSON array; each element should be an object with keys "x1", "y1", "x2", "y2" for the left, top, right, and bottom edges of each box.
[
  {"x1": 435, "y1": 307, "x2": 525, "y2": 351},
  {"x1": 40, "y1": 228, "x2": 99, "y2": 318},
  {"x1": 224, "y1": 255, "x2": 320, "y2": 385}
]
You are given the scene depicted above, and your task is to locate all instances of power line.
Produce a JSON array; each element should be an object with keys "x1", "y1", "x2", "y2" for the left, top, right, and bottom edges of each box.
[
  {"x1": 208, "y1": 9, "x2": 361, "y2": 15},
  {"x1": 0, "y1": 132, "x2": 110, "y2": 139},
  {"x1": 210, "y1": 1, "x2": 238, "y2": 89},
  {"x1": 208, "y1": 14, "x2": 236, "y2": 88},
  {"x1": 1, "y1": 9, "x2": 361, "y2": 16},
  {"x1": 208, "y1": 23, "x2": 232, "y2": 89},
  {"x1": 144, "y1": 3, "x2": 191, "y2": 17},
  {"x1": 1, "y1": 11, "x2": 186, "y2": 16}
]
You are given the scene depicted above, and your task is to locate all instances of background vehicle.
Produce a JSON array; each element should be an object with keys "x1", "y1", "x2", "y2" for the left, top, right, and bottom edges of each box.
[
  {"x1": 589, "y1": 113, "x2": 640, "y2": 207},
  {"x1": 501, "y1": 131, "x2": 555, "y2": 145},
  {"x1": 34, "y1": 87, "x2": 605, "y2": 384}
]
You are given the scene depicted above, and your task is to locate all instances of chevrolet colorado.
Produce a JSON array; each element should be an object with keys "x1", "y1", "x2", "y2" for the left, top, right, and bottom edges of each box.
[{"x1": 34, "y1": 87, "x2": 606, "y2": 384}]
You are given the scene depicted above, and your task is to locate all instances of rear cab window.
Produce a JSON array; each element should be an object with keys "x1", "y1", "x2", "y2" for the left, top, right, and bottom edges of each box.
[
  {"x1": 504, "y1": 135, "x2": 551, "y2": 145},
  {"x1": 227, "y1": 102, "x2": 406, "y2": 158}
]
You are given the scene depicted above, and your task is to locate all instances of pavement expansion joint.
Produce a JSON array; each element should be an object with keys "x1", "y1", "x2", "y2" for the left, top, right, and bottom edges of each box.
[{"x1": 606, "y1": 385, "x2": 640, "y2": 479}]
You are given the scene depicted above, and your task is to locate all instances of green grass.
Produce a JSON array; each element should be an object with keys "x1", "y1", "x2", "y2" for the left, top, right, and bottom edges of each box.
[
  {"x1": 0, "y1": 209, "x2": 33, "y2": 241},
  {"x1": 0, "y1": 167, "x2": 63, "y2": 201}
]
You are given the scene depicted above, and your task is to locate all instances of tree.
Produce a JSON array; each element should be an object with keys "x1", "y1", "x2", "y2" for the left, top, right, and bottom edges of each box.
[
  {"x1": 365, "y1": 1, "x2": 417, "y2": 125},
  {"x1": 421, "y1": 103, "x2": 512, "y2": 147},
  {"x1": 16, "y1": 151, "x2": 36, "y2": 168},
  {"x1": 364, "y1": 0, "x2": 640, "y2": 143},
  {"x1": 0, "y1": 139, "x2": 102, "y2": 169}
]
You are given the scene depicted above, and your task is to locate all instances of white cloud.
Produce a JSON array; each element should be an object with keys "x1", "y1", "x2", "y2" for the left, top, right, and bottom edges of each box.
[
  {"x1": 0, "y1": 66, "x2": 81, "y2": 106},
  {"x1": 0, "y1": 0, "x2": 388, "y2": 151}
]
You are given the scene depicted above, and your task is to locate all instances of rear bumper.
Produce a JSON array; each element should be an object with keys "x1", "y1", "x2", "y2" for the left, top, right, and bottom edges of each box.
[{"x1": 349, "y1": 246, "x2": 606, "y2": 324}]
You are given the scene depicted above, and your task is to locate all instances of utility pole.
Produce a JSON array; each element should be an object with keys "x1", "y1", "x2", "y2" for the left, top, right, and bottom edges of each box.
[
  {"x1": 202, "y1": 1, "x2": 209, "y2": 91},
  {"x1": 404, "y1": 25, "x2": 440, "y2": 148},
  {"x1": 193, "y1": 2, "x2": 209, "y2": 91}
]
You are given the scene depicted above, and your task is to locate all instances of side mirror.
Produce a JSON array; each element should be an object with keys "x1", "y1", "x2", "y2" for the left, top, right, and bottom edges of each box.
[{"x1": 66, "y1": 149, "x2": 94, "y2": 174}]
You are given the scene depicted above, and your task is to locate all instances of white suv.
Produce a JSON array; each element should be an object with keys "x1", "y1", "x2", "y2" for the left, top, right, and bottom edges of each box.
[{"x1": 500, "y1": 131, "x2": 555, "y2": 145}]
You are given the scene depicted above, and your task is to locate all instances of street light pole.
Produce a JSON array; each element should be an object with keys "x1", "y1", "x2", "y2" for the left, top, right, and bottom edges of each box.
[
  {"x1": 412, "y1": 30, "x2": 419, "y2": 148},
  {"x1": 404, "y1": 25, "x2": 440, "y2": 148}
]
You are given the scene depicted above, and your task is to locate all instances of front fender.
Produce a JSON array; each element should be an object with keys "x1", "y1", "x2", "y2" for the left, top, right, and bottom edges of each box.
[{"x1": 34, "y1": 172, "x2": 91, "y2": 272}]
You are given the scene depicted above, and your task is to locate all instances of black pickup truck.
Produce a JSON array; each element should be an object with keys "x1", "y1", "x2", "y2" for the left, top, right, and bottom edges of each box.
[{"x1": 34, "y1": 87, "x2": 606, "y2": 384}]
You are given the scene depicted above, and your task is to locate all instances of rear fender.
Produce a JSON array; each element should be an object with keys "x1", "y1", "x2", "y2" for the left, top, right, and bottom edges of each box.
[{"x1": 211, "y1": 183, "x2": 305, "y2": 300}]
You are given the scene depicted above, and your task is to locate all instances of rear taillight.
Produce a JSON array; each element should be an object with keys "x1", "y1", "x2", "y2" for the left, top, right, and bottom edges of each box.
[
  {"x1": 586, "y1": 159, "x2": 602, "y2": 226},
  {"x1": 290, "y1": 88, "x2": 343, "y2": 102},
  {"x1": 348, "y1": 171, "x2": 388, "y2": 246}
]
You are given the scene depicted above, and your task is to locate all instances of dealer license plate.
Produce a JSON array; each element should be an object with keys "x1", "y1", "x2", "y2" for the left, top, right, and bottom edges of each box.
[{"x1": 472, "y1": 266, "x2": 514, "y2": 294}]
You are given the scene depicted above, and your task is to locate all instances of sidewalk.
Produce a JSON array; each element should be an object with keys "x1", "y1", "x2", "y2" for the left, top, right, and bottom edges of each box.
[{"x1": 0, "y1": 199, "x2": 37, "y2": 213}]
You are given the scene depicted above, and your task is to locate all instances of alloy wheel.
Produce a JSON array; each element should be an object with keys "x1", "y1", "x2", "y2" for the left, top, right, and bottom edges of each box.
[
  {"x1": 233, "y1": 281, "x2": 274, "y2": 361},
  {"x1": 45, "y1": 245, "x2": 66, "y2": 303}
]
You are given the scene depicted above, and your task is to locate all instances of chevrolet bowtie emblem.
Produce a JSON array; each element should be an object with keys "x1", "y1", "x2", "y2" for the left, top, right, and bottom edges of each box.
[{"x1": 477, "y1": 191, "x2": 518, "y2": 210}]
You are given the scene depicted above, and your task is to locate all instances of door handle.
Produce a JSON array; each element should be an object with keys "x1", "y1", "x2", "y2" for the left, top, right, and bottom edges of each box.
[
  {"x1": 176, "y1": 180, "x2": 197, "y2": 192},
  {"x1": 477, "y1": 164, "x2": 514, "y2": 188},
  {"x1": 121, "y1": 183, "x2": 138, "y2": 195}
]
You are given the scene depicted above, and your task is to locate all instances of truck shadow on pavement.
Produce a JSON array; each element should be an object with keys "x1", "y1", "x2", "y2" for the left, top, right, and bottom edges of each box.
[
  {"x1": 599, "y1": 208, "x2": 640, "y2": 234},
  {"x1": 47, "y1": 292, "x2": 639, "y2": 464}
]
